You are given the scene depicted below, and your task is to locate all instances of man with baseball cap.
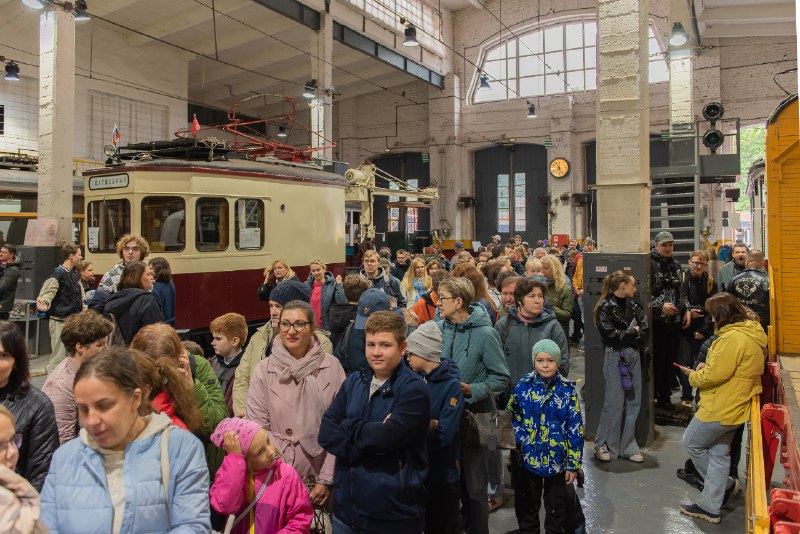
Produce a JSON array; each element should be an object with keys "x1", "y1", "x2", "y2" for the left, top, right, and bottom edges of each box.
[
  {"x1": 650, "y1": 230, "x2": 687, "y2": 407},
  {"x1": 449, "y1": 241, "x2": 466, "y2": 271},
  {"x1": 334, "y1": 288, "x2": 392, "y2": 375},
  {"x1": 405, "y1": 321, "x2": 464, "y2": 534}
]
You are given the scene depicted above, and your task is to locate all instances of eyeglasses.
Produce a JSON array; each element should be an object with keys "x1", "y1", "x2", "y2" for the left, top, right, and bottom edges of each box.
[
  {"x1": 0, "y1": 434, "x2": 22, "y2": 455},
  {"x1": 689, "y1": 260, "x2": 707, "y2": 267},
  {"x1": 124, "y1": 246, "x2": 140, "y2": 252},
  {"x1": 279, "y1": 320, "x2": 310, "y2": 332}
]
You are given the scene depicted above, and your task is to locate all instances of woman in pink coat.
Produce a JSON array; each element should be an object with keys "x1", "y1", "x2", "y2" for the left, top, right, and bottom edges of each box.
[
  {"x1": 210, "y1": 417, "x2": 313, "y2": 534},
  {"x1": 247, "y1": 300, "x2": 346, "y2": 508}
]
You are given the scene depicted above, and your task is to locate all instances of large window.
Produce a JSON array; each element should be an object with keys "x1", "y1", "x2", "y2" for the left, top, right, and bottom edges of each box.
[
  {"x1": 344, "y1": 0, "x2": 442, "y2": 54},
  {"x1": 498, "y1": 174, "x2": 510, "y2": 233},
  {"x1": 235, "y1": 198, "x2": 264, "y2": 250},
  {"x1": 474, "y1": 21, "x2": 668, "y2": 102},
  {"x1": 387, "y1": 180, "x2": 419, "y2": 234},
  {"x1": 196, "y1": 197, "x2": 229, "y2": 252},
  {"x1": 514, "y1": 173, "x2": 526, "y2": 232},
  {"x1": 497, "y1": 173, "x2": 526, "y2": 233},
  {"x1": 142, "y1": 196, "x2": 185, "y2": 252},
  {"x1": 87, "y1": 199, "x2": 131, "y2": 253}
]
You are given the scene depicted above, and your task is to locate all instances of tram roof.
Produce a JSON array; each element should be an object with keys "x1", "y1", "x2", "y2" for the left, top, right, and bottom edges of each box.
[
  {"x1": 83, "y1": 157, "x2": 348, "y2": 187},
  {"x1": 767, "y1": 94, "x2": 798, "y2": 126}
]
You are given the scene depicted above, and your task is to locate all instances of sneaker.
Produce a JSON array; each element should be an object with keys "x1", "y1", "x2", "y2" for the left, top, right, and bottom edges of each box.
[
  {"x1": 722, "y1": 479, "x2": 741, "y2": 508},
  {"x1": 595, "y1": 444, "x2": 611, "y2": 462},
  {"x1": 681, "y1": 400, "x2": 693, "y2": 408},
  {"x1": 679, "y1": 503, "x2": 720, "y2": 524},
  {"x1": 488, "y1": 496, "x2": 504, "y2": 514},
  {"x1": 676, "y1": 469, "x2": 704, "y2": 491},
  {"x1": 627, "y1": 453, "x2": 644, "y2": 463}
]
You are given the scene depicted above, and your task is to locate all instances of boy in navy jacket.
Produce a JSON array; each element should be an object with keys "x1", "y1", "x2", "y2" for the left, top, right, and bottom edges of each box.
[
  {"x1": 406, "y1": 321, "x2": 464, "y2": 534},
  {"x1": 319, "y1": 311, "x2": 431, "y2": 534}
]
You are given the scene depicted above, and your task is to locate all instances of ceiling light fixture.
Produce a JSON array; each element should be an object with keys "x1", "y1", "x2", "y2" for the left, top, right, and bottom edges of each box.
[
  {"x1": 669, "y1": 22, "x2": 688, "y2": 47},
  {"x1": 21, "y1": 0, "x2": 45, "y2": 8},
  {"x1": 74, "y1": 0, "x2": 90, "y2": 20},
  {"x1": 479, "y1": 72, "x2": 490, "y2": 90},
  {"x1": 277, "y1": 125, "x2": 288, "y2": 138},
  {"x1": 4, "y1": 61, "x2": 20, "y2": 82},
  {"x1": 302, "y1": 79, "x2": 317, "y2": 99},
  {"x1": 403, "y1": 25, "x2": 419, "y2": 47},
  {"x1": 526, "y1": 102, "x2": 537, "y2": 119}
]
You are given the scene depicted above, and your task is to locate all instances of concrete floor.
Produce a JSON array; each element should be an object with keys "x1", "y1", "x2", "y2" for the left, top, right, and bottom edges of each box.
[
  {"x1": 487, "y1": 348, "x2": 750, "y2": 534},
  {"x1": 31, "y1": 349, "x2": 756, "y2": 533}
]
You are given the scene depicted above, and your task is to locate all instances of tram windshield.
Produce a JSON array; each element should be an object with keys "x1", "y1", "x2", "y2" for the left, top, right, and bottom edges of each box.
[{"x1": 87, "y1": 199, "x2": 131, "y2": 253}]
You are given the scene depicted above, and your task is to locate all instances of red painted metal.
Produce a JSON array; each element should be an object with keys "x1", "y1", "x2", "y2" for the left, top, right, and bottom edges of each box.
[
  {"x1": 174, "y1": 94, "x2": 336, "y2": 163},
  {"x1": 172, "y1": 262, "x2": 346, "y2": 331}
]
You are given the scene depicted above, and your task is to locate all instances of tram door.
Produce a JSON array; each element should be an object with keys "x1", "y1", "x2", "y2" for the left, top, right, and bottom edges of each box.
[{"x1": 583, "y1": 253, "x2": 654, "y2": 446}]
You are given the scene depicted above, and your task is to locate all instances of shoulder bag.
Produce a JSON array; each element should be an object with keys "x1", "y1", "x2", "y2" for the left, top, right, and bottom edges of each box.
[{"x1": 460, "y1": 385, "x2": 516, "y2": 451}]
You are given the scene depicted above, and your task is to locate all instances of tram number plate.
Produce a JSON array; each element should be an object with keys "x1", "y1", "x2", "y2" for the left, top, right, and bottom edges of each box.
[{"x1": 89, "y1": 174, "x2": 129, "y2": 190}]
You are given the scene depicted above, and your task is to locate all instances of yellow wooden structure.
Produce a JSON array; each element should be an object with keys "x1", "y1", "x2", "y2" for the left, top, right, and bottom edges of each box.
[{"x1": 766, "y1": 94, "x2": 800, "y2": 355}]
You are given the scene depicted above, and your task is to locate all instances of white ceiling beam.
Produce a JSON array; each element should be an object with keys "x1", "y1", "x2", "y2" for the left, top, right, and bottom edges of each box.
[
  {"x1": 181, "y1": 16, "x2": 298, "y2": 57},
  {"x1": 188, "y1": 43, "x2": 309, "y2": 89},
  {"x1": 128, "y1": 0, "x2": 254, "y2": 47},
  {"x1": 699, "y1": 4, "x2": 795, "y2": 23},
  {"x1": 703, "y1": 22, "x2": 797, "y2": 37},
  {"x1": 91, "y1": 0, "x2": 144, "y2": 18}
]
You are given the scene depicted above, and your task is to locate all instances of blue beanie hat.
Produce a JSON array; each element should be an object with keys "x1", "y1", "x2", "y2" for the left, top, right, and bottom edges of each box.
[
  {"x1": 531, "y1": 339, "x2": 561, "y2": 367},
  {"x1": 270, "y1": 279, "x2": 311, "y2": 305}
]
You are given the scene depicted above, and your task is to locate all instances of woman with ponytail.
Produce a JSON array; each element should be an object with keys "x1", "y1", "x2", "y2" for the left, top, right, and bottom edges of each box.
[
  {"x1": 129, "y1": 351, "x2": 202, "y2": 431},
  {"x1": 593, "y1": 271, "x2": 648, "y2": 463}
]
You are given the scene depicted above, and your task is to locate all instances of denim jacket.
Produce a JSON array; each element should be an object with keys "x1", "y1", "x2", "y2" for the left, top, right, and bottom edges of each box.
[{"x1": 507, "y1": 372, "x2": 584, "y2": 476}]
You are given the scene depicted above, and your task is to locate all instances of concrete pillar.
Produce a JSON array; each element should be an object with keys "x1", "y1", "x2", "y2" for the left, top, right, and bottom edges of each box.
[
  {"x1": 669, "y1": 48, "x2": 693, "y2": 131},
  {"x1": 310, "y1": 12, "x2": 334, "y2": 162},
  {"x1": 595, "y1": 0, "x2": 651, "y2": 252},
  {"x1": 549, "y1": 102, "x2": 577, "y2": 237},
  {"x1": 37, "y1": 8, "x2": 75, "y2": 242},
  {"x1": 428, "y1": 74, "x2": 470, "y2": 240}
]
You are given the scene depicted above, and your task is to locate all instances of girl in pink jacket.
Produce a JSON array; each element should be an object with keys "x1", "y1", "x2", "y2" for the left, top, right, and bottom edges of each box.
[{"x1": 210, "y1": 418, "x2": 313, "y2": 534}]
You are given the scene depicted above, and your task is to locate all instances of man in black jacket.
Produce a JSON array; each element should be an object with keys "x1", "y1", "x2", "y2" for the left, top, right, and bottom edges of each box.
[
  {"x1": 0, "y1": 244, "x2": 22, "y2": 320},
  {"x1": 650, "y1": 231, "x2": 686, "y2": 406},
  {"x1": 726, "y1": 249, "x2": 770, "y2": 332}
]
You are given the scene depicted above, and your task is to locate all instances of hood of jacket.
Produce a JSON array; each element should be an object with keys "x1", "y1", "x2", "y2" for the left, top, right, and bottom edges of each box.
[
  {"x1": 328, "y1": 303, "x2": 357, "y2": 332},
  {"x1": 717, "y1": 319, "x2": 768, "y2": 347},
  {"x1": 426, "y1": 357, "x2": 460, "y2": 384},
  {"x1": 80, "y1": 411, "x2": 172, "y2": 451},
  {"x1": 360, "y1": 266, "x2": 388, "y2": 282},
  {"x1": 445, "y1": 304, "x2": 493, "y2": 331},
  {"x1": 103, "y1": 288, "x2": 151, "y2": 313},
  {"x1": 508, "y1": 306, "x2": 558, "y2": 327},
  {"x1": 306, "y1": 271, "x2": 336, "y2": 286},
  {"x1": 2, "y1": 258, "x2": 23, "y2": 270}
]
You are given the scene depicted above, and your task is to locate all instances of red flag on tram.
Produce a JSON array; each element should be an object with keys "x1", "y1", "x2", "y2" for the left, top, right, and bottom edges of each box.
[{"x1": 191, "y1": 114, "x2": 201, "y2": 138}]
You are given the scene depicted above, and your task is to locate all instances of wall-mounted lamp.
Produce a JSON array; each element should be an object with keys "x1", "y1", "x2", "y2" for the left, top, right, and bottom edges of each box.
[
  {"x1": 403, "y1": 25, "x2": 419, "y2": 47},
  {"x1": 669, "y1": 22, "x2": 688, "y2": 47},
  {"x1": 526, "y1": 101, "x2": 537, "y2": 119},
  {"x1": 302, "y1": 79, "x2": 317, "y2": 99}
]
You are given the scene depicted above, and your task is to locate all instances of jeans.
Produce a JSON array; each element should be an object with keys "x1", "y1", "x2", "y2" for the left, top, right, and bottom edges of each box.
[
  {"x1": 487, "y1": 448, "x2": 504, "y2": 498},
  {"x1": 46, "y1": 318, "x2": 67, "y2": 373},
  {"x1": 462, "y1": 446, "x2": 491, "y2": 534},
  {"x1": 682, "y1": 417, "x2": 738, "y2": 514},
  {"x1": 595, "y1": 347, "x2": 642, "y2": 458},
  {"x1": 653, "y1": 321, "x2": 681, "y2": 404},
  {"x1": 332, "y1": 515, "x2": 353, "y2": 534},
  {"x1": 678, "y1": 337, "x2": 704, "y2": 401}
]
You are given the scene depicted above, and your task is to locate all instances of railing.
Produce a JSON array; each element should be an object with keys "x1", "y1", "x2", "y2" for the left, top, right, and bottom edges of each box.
[
  {"x1": 747, "y1": 395, "x2": 771, "y2": 533},
  {"x1": 73, "y1": 158, "x2": 104, "y2": 176}
]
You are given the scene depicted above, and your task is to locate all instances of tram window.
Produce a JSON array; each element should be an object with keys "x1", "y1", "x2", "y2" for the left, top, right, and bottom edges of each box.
[
  {"x1": 87, "y1": 199, "x2": 131, "y2": 253},
  {"x1": 234, "y1": 199, "x2": 264, "y2": 250},
  {"x1": 141, "y1": 196, "x2": 186, "y2": 252},
  {"x1": 196, "y1": 197, "x2": 229, "y2": 252}
]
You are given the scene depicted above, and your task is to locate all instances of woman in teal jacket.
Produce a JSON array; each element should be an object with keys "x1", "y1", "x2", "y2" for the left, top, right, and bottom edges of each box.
[
  {"x1": 436, "y1": 277, "x2": 510, "y2": 534},
  {"x1": 41, "y1": 348, "x2": 210, "y2": 534}
]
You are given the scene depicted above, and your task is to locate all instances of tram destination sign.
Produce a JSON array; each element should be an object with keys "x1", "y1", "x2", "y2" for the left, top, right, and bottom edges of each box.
[{"x1": 89, "y1": 174, "x2": 129, "y2": 190}]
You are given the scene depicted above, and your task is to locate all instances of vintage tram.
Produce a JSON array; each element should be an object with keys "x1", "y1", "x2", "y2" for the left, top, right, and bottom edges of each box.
[{"x1": 83, "y1": 142, "x2": 347, "y2": 332}]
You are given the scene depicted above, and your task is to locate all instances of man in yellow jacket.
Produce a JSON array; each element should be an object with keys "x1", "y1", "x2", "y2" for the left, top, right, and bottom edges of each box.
[{"x1": 677, "y1": 294, "x2": 767, "y2": 524}]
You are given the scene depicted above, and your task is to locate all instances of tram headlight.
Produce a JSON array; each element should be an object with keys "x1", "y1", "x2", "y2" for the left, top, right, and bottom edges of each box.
[{"x1": 103, "y1": 144, "x2": 117, "y2": 157}]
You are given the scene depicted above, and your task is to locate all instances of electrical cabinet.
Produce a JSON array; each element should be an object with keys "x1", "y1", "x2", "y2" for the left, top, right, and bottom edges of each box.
[{"x1": 583, "y1": 252, "x2": 654, "y2": 446}]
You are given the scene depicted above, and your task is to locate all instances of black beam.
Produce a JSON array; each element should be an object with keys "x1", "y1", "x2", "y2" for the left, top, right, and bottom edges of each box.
[{"x1": 251, "y1": 0, "x2": 320, "y2": 30}]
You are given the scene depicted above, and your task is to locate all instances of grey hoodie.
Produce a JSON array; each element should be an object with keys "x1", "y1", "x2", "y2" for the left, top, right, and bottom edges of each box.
[{"x1": 495, "y1": 307, "x2": 570, "y2": 384}]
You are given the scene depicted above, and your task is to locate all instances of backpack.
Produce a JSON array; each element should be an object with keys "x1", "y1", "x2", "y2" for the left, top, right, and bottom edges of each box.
[{"x1": 106, "y1": 312, "x2": 127, "y2": 347}]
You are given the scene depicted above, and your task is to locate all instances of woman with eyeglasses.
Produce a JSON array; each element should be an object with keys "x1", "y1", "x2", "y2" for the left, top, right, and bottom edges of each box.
[
  {"x1": 247, "y1": 300, "x2": 346, "y2": 513},
  {"x1": 0, "y1": 322, "x2": 58, "y2": 493},
  {"x1": 435, "y1": 278, "x2": 510, "y2": 534},
  {"x1": 0, "y1": 404, "x2": 47, "y2": 533},
  {"x1": 679, "y1": 250, "x2": 718, "y2": 408}
]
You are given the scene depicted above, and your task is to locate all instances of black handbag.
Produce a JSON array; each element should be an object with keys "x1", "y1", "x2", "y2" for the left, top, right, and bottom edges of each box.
[{"x1": 460, "y1": 385, "x2": 516, "y2": 451}]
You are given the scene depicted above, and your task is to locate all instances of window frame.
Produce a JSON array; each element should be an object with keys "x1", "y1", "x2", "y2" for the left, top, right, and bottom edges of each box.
[
  {"x1": 195, "y1": 197, "x2": 229, "y2": 252},
  {"x1": 234, "y1": 198, "x2": 265, "y2": 251},
  {"x1": 141, "y1": 195, "x2": 186, "y2": 253},
  {"x1": 87, "y1": 198, "x2": 132, "y2": 254}
]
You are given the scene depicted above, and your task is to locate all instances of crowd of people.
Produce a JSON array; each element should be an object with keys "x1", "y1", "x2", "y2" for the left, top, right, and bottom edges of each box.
[{"x1": 0, "y1": 230, "x2": 770, "y2": 533}]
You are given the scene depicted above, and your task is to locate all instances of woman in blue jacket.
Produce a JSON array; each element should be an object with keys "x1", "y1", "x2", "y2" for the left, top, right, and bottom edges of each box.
[
  {"x1": 306, "y1": 259, "x2": 346, "y2": 331},
  {"x1": 436, "y1": 277, "x2": 510, "y2": 534},
  {"x1": 41, "y1": 347, "x2": 210, "y2": 534}
]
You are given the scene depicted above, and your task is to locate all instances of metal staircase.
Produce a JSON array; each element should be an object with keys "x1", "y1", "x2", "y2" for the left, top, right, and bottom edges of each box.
[{"x1": 650, "y1": 171, "x2": 697, "y2": 265}]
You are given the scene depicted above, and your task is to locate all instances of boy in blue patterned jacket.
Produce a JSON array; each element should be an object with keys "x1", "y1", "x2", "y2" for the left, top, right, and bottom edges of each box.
[{"x1": 507, "y1": 338, "x2": 584, "y2": 533}]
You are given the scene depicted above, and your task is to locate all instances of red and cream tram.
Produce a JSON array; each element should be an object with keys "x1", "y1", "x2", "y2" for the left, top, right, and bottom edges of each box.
[{"x1": 83, "y1": 148, "x2": 346, "y2": 332}]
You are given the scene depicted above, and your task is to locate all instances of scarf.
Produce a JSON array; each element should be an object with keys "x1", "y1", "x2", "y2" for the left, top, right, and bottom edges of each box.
[
  {"x1": 269, "y1": 337, "x2": 326, "y2": 457},
  {"x1": 516, "y1": 307, "x2": 538, "y2": 325}
]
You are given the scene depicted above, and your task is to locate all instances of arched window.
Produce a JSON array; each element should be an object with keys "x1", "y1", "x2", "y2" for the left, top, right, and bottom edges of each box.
[{"x1": 473, "y1": 21, "x2": 668, "y2": 103}]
